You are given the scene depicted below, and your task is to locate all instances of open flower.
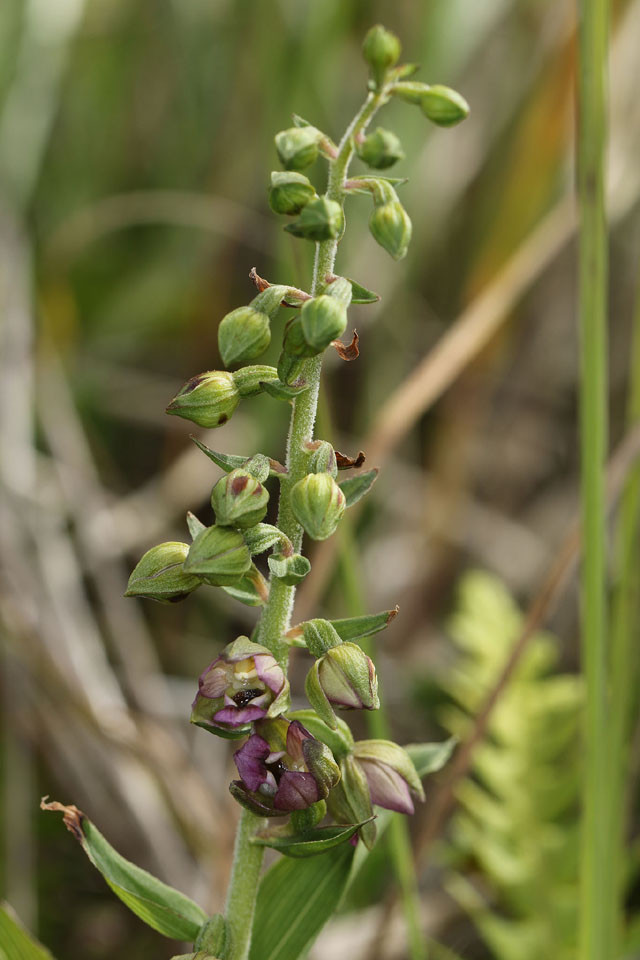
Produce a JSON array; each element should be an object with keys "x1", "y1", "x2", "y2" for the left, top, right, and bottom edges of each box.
[
  {"x1": 230, "y1": 718, "x2": 340, "y2": 817},
  {"x1": 190, "y1": 637, "x2": 289, "y2": 738}
]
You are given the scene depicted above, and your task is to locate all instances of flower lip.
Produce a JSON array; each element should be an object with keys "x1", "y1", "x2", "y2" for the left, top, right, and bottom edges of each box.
[
  {"x1": 191, "y1": 638, "x2": 289, "y2": 734},
  {"x1": 230, "y1": 717, "x2": 339, "y2": 816}
]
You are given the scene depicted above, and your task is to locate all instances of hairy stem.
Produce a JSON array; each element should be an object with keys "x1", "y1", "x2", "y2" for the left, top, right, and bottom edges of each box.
[
  {"x1": 223, "y1": 90, "x2": 386, "y2": 960},
  {"x1": 576, "y1": 0, "x2": 610, "y2": 956}
]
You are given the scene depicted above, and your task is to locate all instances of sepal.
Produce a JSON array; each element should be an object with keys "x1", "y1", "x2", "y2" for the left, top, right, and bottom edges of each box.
[
  {"x1": 300, "y1": 295, "x2": 347, "y2": 351},
  {"x1": 269, "y1": 170, "x2": 317, "y2": 215},
  {"x1": 166, "y1": 371, "x2": 239, "y2": 429},
  {"x1": 268, "y1": 552, "x2": 311, "y2": 585},
  {"x1": 211, "y1": 469, "x2": 269, "y2": 529},
  {"x1": 290, "y1": 473, "x2": 346, "y2": 540},
  {"x1": 217, "y1": 306, "x2": 271, "y2": 367},
  {"x1": 356, "y1": 127, "x2": 404, "y2": 169},
  {"x1": 232, "y1": 364, "x2": 279, "y2": 397},
  {"x1": 275, "y1": 126, "x2": 321, "y2": 171},
  {"x1": 284, "y1": 197, "x2": 344, "y2": 242},
  {"x1": 362, "y1": 24, "x2": 401, "y2": 88}
]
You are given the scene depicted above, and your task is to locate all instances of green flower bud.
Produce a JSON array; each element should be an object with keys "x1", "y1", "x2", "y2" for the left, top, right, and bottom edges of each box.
[
  {"x1": 166, "y1": 371, "x2": 239, "y2": 429},
  {"x1": 243, "y1": 453, "x2": 271, "y2": 483},
  {"x1": 369, "y1": 201, "x2": 412, "y2": 260},
  {"x1": 282, "y1": 316, "x2": 318, "y2": 359},
  {"x1": 268, "y1": 552, "x2": 311, "y2": 586},
  {"x1": 362, "y1": 24, "x2": 401, "y2": 87},
  {"x1": 325, "y1": 275, "x2": 353, "y2": 308},
  {"x1": 232, "y1": 364, "x2": 278, "y2": 397},
  {"x1": 390, "y1": 80, "x2": 430, "y2": 105},
  {"x1": 184, "y1": 525, "x2": 251, "y2": 586},
  {"x1": 305, "y1": 440, "x2": 337, "y2": 478},
  {"x1": 356, "y1": 127, "x2": 405, "y2": 169},
  {"x1": 277, "y1": 350, "x2": 306, "y2": 386},
  {"x1": 290, "y1": 473, "x2": 346, "y2": 541},
  {"x1": 305, "y1": 643, "x2": 380, "y2": 729},
  {"x1": 300, "y1": 295, "x2": 347, "y2": 352},
  {"x1": 218, "y1": 306, "x2": 270, "y2": 367},
  {"x1": 284, "y1": 197, "x2": 344, "y2": 242},
  {"x1": 211, "y1": 469, "x2": 269, "y2": 529},
  {"x1": 268, "y1": 171, "x2": 316, "y2": 215},
  {"x1": 275, "y1": 126, "x2": 320, "y2": 171},
  {"x1": 125, "y1": 542, "x2": 202, "y2": 603},
  {"x1": 420, "y1": 85, "x2": 469, "y2": 126}
]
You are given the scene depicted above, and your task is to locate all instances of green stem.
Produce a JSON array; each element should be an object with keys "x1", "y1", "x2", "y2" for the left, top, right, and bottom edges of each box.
[
  {"x1": 338, "y1": 517, "x2": 426, "y2": 960},
  {"x1": 577, "y1": 0, "x2": 610, "y2": 957},
  {"x1": 608, "y1": 263, "x2": 640, "y2": 955},
  {"x1": 224, "y1": 809, "x2": 267, "y2": 960},
  {"x1": 224, "y1": 90, "x2": 386, "y2": 960}
]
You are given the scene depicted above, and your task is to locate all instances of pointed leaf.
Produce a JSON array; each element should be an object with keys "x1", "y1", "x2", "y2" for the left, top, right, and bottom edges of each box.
[
  {"x1": 243, "y1": 524, "x2": 285, "y2": 556},
  {"x1": 330, "y1": 606, "x2": 399, "y2": 643},
  {"x1": 339, "y1": 468, "x2": 378, "y2": 507},
  {"x1": 261, "y1": 379, "x2": 309, "y2": 401},
  {"x1": 346, "y1": 277, "x2": 381, "y2": 304},
  {"x1": 191, "y1": 437, "x2": 287, "y2": 478},
  {"x1": 251, "y1": 819, "x2": 374, "y2": 858},
  {"x1": 406, "y1": 738, "x2": 457, "y2": 777},
  {"x1": 187, "y1": 511, "x2": 206, "y2": 540},
  {"x1": 0, "y1": 904, "x2": 56, "y2": 960},
  {"x1": 249, "y1": 843, "x2": 354, "y2": 960},
  {"x1": 41, "y1": 801, "x2": 207, "y2": 941}
]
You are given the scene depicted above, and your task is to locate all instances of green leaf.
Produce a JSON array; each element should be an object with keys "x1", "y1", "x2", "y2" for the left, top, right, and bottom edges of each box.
[
  {"x1": 251, "y1": 820, "x2": 374, "y2": 858},
  {"x1": 406, "y1": 738, "x2": 457, "y2": 777},
  {"x1": 41, "y1": 800, "x2": 207, "y2": 941},
  {"x1": 191, "y1": 437, "x2": 287, "y2": 478},
  {"x1": 330, "y1": 606, "x2": 398, "y2": 643},
  {"x1": 261, "y1": 379, "x2": 309, "y2": 401},
  {"x1": 187, "y1": 511, "x2": 206, "y2": 539},
  {"x1": 249, "y1": 843, "x2": 354, "y2": 960},
  {"x1": 243, "y1": 523, "x2": 285, "y2": 555},
  {"x1": 346, "y1": 277, "x2": 381, "y2": 304},
  {"x1": 339, "y1": 468, "x2": 378, "y2": 507},
  {"x1": 0, "y1": 903, "x2": 56, "y2": 960}
]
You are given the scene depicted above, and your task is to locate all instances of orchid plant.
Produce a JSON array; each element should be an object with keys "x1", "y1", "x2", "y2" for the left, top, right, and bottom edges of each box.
[{"x1": 42, "y1": 25, "x2": 468, "y2": 960}]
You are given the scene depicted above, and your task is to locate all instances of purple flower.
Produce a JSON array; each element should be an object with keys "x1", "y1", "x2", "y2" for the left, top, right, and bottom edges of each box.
[
  {"x1": 353, "y1": 740, "x2": 425, "y2": 815},
  {"x1": 230, "y1": 718, "x2": 340, "y2": 817},
  {"x1": 190, "y1": 637, "x2": 289, "y2": 738}
]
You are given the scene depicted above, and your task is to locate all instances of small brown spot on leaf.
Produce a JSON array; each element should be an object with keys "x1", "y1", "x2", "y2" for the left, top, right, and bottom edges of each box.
[
  {"x1": 218, "y1": 414, "x2": 228, "y2": 425},
  {"x1": 336, "y1": 450, "x2": 366, "y2": 470},
  {"x1": 331, "y1": 330, "x2": 359, "y2": 361}
]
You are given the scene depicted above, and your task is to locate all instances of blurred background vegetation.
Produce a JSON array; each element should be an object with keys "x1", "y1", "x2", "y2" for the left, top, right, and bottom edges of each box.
[{"x1": 1, "y1": 0, "x2": 639, "y2": 957}]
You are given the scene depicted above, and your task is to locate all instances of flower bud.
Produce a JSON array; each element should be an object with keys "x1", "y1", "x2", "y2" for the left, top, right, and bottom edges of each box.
[
  {"x1": 230, "y1": 717, "x2": 340, "y2": 817},
  {"x1": 305, "y1": 643, "x2": 379, "y2": 728},
  {"x1": 284, "y1": 197, "x2": 344, "y2": 242},
  {"x1": 305, "y1": 440, "x2": 337, "y2": 478},
  {"x1": 369, "y1": 201, "x2": 412, "y2": 260},
  {"x1": 184, "y1": 525, "x2": 251, "y2": 586},
  {"x1": 268, "y1": 552, "x2": 311, "y2": 586},
  {"x1": 277, "y1": 350, "x2": 305, "y2": 386},
  {"x1": 125, "y1": 542, "x2": 202, "y2": 603},
  {"x1": 218, "y1": 306, "x2": 270, "y2": 367},
  {"x1": 281, "y1": 316, "x2": 319, "y2": 359},
  {"x1": 325, "y1": 275, "x2": 353, "y2": 308},
  {"x1": 194, "y1": 914, "x2": 228, "y2": 955},
  {"x1": 190, "y1": 637, "x2": 289, "y2": 736},
  {"x1": 420, "y1": 85, "x2": 469, "y2": 126},
  {"x1": 290, "y1": 473, "x2": 346, "y2": 541},
  {"x1": 362, "y1": 25, "x2": 401, "y2": 87},
  {"x1": 232, "y1": 364, "x2": 278, "y2": 397},
  {"x1": 300, "y1": 295, "x2": 347, "y2": 352},
  {"x1": 353, "y1": 739, "x2": 425, "y2": 814},
  {"x1": 275, "y1": 126, "x2": 320, "y2": 171},
  {"x1": 268, "y1": 171, "x2": 316, "y2": 215},
  {"x1": 356, "y1": 127, "x2": 405, "y2": 169},
  {"x1": 166, "y1": 371, "x2": 239, "y2": 429},
  {"x1": 210, "y1": 468, "x2": 269, "y2": 529}
]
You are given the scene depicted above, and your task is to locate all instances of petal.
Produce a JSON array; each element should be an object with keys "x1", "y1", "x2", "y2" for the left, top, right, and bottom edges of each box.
[
  {"x1": 254, "y1": 654, "x2": 286, "y2": 695},
  {"x1": 286, "y1": 720, "x2": 313, "y2": 764},
  {"x1": 234, "y1": 735, "x2": 270, "y2": 791},
  {"x1": 214, "y1": 704, "x2": 267, "y2": 727},
  {"x1": 318, "y1": 657, "x2": 363, "y2": 709},
  {"x1": 273, "y1": 771, "x2": 320, "y2": 811},
  {"x1": 199, "y1": 663, "x2": 229, "y2": 698},
  {"x1": 358, "y1": 759, "x2": 414, "y2": 814}
]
